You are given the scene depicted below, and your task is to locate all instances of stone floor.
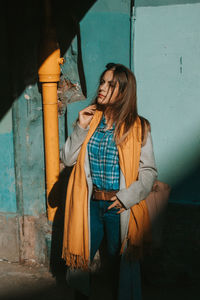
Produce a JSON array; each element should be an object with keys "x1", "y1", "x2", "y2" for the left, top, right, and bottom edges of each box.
[{"x1": 0, "y1": 260, "x2": 199, "y2": 300}]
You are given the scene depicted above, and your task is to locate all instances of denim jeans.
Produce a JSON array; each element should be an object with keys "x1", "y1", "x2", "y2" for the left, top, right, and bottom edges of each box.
[
  {"x1": 90, "y1": 198, "x2": 142, "y2": 300},
  {"x1": 90, "y1": 198, "x2": 121, "y2": 298},
  {"x1": 90, "y1": 198, "x2": 121, "y2": 261}
]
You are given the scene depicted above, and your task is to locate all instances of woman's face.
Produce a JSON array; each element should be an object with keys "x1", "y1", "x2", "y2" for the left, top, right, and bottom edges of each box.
[{"x1": 97, "y1": 70, "x2": 119, "y2": 105}]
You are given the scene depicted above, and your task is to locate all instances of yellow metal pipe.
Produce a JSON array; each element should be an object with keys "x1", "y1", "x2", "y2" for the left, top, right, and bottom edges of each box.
[
  {"x1": 39, "y1": 54, "x2": 64, "y2": 221},
  {"x1": 38, "y1": 0, "x2": 64, "y2": 221},
  {"x1": 42, "y1": 82, "x2": 60, "y2": 221}
]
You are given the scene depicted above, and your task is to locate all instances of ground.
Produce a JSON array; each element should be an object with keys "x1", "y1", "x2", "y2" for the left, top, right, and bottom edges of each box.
[
  {"x1": 0, "y1": 260, "x2": 72, "y2": 300},
  {"x1": 0, "y1": 260, "x2": 199, "y2": 300}
]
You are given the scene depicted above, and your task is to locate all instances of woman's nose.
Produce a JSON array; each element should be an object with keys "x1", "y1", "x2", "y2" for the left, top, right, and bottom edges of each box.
[{"x1": 100, "y1": 82, "x2": 108, "y2": 92}]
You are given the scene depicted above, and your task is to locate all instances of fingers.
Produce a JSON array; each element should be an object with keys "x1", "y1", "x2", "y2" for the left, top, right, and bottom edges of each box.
[
  {"x1": 83, "y1": 109, "x2": 96, "y2": 116},
  {"x1": 59, "y1": 162, "x2": 65, "y2": 172},
  {"x1": 79, "y1": 107, "x2": 96, "y2": 118},
  {"x1": 84, "y1": 106, "x2": 96, "y2": 113},
  {"x1": 78, "y1": 105, "x2": 97, "y2": 128},
  {"x1": 88, "y1": 104, "x2": 97, "y2": 110},
  {"x1": 107, "y1": 200, "x2": 125, "y2": 214},
  {"x1": 107, "y1": 200, "x2": 117, "y2": 210},
  {"x1": 116, "y1": 208, "x2": 125, "y2": 214},
  {"x1": 80, "y1": 105, "x2": 96, "y2": 115},
  {"x1": 107, "y1": 199, "x2": 122, "y2": 210},
  {"x1": 107, "y1": 197, "x2": 125, "y2": 214},
  {"x1": 110, "y1": 196, "x2": 117, "y2": 201}
]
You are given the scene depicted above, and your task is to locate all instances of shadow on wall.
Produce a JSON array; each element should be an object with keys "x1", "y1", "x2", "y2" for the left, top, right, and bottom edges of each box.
[
  {"x1": 170, "y1": 162, "x2": 200, "y2": 204},
  {"x1": 141, "y1": 161, "x2": 200, "y2": 290},
  {"x1": 0, "y1": 0, "x2": 96, "y2": 121},
  {"x1": 48, "y1": 166, "x2": 73, "y2": 283}
]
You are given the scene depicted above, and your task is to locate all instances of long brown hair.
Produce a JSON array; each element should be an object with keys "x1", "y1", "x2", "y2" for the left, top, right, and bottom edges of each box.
[{"x1": 94, "y1": 63, "x2": 150, "y2": 144}]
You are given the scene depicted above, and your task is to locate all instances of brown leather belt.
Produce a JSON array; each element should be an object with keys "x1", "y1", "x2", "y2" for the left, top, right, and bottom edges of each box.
[{"x1": 93, "y1": 185, "x2": 118, "y2": 201}]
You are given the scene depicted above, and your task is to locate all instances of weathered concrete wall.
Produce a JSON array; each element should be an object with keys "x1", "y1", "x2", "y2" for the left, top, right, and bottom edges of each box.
[
  {"x1": 18, "y1": 214, "x2": 52, "y2": 265},
  {"x1": 0, "y1": 213, "x2": 19, "y2": 262},
  {"x1": 13, "y1": 86, "x2": 46, "y2": 216},
  {"x1": 12, "y1": 64, "x2": 65, "y2": 265}
]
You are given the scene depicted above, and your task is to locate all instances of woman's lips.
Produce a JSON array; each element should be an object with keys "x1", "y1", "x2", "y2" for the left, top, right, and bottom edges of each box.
[{"x1": 98, "y1": 94, "x2": 104, "y2": 98}]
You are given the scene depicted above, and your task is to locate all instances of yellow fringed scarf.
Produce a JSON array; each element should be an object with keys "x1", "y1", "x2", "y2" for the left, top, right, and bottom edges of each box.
[{"x1": 62, "y1": 110, "x2": 150, "y2": 268}]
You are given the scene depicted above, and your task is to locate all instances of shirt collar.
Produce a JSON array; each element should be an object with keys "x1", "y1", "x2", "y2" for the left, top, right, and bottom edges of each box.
[{"x1": 98, "y1": 114, "x2": 115, "y2": 130}]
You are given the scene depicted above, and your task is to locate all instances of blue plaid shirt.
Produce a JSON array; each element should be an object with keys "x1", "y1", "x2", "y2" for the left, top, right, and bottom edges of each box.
[{"x1": 87, "y1": 115, "x2": 120, "y2": 191}]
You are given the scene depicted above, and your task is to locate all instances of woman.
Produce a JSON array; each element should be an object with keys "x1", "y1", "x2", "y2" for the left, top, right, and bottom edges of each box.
[{"x1": 60, "y1": 63, "x2": 157, "y2": 299}]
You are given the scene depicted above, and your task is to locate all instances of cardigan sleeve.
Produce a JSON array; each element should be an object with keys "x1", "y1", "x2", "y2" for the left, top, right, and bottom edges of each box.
[
  {"x1": 60, "y1": 122, "x2": 89, "y2": 167},
  {"x1": 116, "y1": 131, "x2": 158, "y2": 210}
]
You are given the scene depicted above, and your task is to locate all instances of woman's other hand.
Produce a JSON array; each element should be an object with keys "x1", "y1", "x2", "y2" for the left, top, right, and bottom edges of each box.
[
  {"x1": 78, "y1": 105, "x2": 96, "y2": 129},
  {"x1": 108, "y1": 196, "x2": 126, "y2": 214}
]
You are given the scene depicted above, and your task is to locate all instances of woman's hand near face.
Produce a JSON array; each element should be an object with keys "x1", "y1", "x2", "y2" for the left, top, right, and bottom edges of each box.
[{"x1": 78, "y1": 105, "x2": 96, "y2": 129}]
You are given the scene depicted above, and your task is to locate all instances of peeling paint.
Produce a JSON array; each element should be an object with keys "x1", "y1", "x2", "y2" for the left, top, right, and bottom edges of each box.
[
  {"x1": 26, "y1": 134, "x2": 29, "y2": 143},
  {"x1": 24, "y1": 94, "x2": 30, "y2": 100},
  {"x1": 57, "y1": 75, "x2": 86, "y2": 115}
]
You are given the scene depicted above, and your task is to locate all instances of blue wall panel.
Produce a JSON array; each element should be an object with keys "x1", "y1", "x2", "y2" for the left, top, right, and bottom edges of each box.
[{"x1": 134, "y1": 1, "x2": 200, "y2": 203}]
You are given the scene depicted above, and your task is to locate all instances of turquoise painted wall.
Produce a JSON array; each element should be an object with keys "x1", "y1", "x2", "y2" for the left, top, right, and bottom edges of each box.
[
  {"x1": 67, "y1": 0, "x2": 131, "y2": 135},
  {"x1": 136, "y1": 0, "x2": 200, "y2": 6},
  {"x1": 13, "y1": 85, "x2": 65, "y2": 216},
  {"x1": 13, "y1": 86, "x2": 46, "y2": 216},
  {"x1": 134, "y1": 0, "x2": 200, "y2": 202},
  {"x1": 0, "y1": 110, "x2": 16, "y2": 212}
]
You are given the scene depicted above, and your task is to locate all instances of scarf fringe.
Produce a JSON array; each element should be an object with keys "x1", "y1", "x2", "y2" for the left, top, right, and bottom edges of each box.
[{"x1": 62, "y1": 248, "x2": 89, "y2": 270}]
